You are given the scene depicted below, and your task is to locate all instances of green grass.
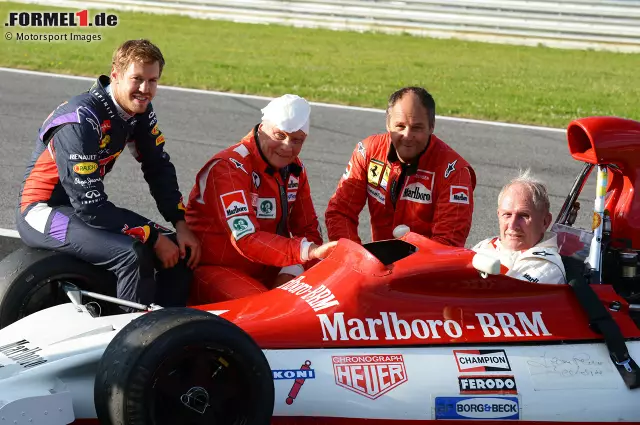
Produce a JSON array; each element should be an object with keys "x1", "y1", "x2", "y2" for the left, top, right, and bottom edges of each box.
[{"x1": 1, "y1": 1, "x2": 639, "y2": 127}]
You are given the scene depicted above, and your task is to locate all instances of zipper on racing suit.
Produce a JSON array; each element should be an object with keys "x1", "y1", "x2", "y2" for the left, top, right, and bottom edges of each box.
[{"x1": 275, "y1": 170, "x2": 289, "y2": 237}]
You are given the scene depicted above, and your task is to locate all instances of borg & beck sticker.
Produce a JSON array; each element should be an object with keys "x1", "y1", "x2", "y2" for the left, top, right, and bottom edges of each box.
[
  {"x1": 434, "y1": 396, "x2": 519, "y2": 420},
  {"x1": 454, "y1": 349, "x2": 511, "y2": 372},
  {"x1": 220, "y1": 190, "x2": 249, "y2": 218}
]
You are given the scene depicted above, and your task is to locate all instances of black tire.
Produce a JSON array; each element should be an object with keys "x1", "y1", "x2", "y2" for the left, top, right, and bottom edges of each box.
[
  {"x1": 94, "y1": 308, "x2": 274, "y2": 425},
  {"x1": 0, "y1": 246, "x2": 117, "y2": 328}
]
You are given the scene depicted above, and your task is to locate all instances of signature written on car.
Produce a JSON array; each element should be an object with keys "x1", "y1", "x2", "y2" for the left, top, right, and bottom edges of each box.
[
  {"x1": 278, "y1": 276, "x2": 340, "y2": 312},
  {"x1": 318, "y1": 311, "x2": 551, "y2": 342}
]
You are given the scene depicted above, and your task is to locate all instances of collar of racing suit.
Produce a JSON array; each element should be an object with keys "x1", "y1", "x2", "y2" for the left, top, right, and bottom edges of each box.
[
  {"x1": 388, "y1": 134, "x2": 431, "y2": 206},
  {"x1": 89, "y1": 75, "x2": 136, "y2": 126},
  {"x1": 493, "y1": 231, "x2": 565, "y2": 270},
  {"x1": 251, "y1": 124, "x2": 302, "y2": 179},
  {"x1": 105, "y1": 82, "x2": 134, "y2": 122},
  {"x1": 386, "y1": 133, "x2": 431, "y2": 176}
]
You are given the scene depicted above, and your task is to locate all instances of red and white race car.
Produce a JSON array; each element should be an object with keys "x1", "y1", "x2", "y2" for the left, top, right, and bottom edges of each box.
[{"x1": 0, "y1": 116, "x2": 639, "y2": 424}]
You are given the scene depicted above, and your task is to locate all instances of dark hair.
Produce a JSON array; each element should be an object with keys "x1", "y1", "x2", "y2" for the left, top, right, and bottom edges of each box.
[
  {"x1": 386, "y1": 86, "x2": 436, "y2": 127},
  {"x1": 112, "y1": 39, "x2": 165, "y2": 76}
]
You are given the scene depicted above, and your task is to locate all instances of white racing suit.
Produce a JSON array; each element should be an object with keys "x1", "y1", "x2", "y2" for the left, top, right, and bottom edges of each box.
[{"x1": 472, "y1": 232, "x2": 567, "y2": 284}]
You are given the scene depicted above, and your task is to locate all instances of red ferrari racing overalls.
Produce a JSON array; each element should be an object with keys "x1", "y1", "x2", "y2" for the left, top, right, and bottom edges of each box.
[
  {"x1": 185, "y1": 126, "x2": 323, "y2": 303},
  {"x1": 325, "y1": 133, "x2": 476, "y2": 247}
]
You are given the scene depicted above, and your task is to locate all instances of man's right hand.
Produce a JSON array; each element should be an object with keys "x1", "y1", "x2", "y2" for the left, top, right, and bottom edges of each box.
[
  {"x1": 154, "y1": 234, "x2": 180, "y2": 268},
  {"x1": 308, "y1": 241, "x2": 339, "y2": 261}
]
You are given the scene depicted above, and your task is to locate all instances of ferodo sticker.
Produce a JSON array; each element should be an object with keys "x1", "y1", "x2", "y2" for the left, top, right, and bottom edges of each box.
[
  {"x1": 73, "y1": 162, "x2": 98, "y2": 175},
  {"x1": 458, "y1": 375, "x2": 517, "y2": 394}
]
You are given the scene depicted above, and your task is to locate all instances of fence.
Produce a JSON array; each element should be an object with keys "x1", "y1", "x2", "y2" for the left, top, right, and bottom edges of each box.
[{"x1": 12, "y1": 0, "x2": 640, "y2": 51}]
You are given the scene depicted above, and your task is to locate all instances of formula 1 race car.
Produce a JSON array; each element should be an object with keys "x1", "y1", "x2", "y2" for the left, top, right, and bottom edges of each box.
[{"x1": 0, "y1": 116, "x2": 639, "y2": 424}]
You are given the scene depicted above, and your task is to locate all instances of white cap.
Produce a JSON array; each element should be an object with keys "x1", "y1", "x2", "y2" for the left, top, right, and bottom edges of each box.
[{"x1": 261, "y1": 94, "x2": 311, "y2": 134}]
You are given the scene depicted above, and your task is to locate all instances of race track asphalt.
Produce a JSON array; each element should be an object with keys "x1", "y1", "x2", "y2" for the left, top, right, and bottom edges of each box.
[{"x1": 0, "y1": 68, "x2": 595, "y2": 260}]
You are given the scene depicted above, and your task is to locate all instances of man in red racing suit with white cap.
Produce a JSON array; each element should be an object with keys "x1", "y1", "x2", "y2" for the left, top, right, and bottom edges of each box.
[
  {"x1": 326, "y1": 86, "x2": 476, "y2": 247},
  {"x1": 186, "y1": 94, "x2": 337, "y2": 303}
]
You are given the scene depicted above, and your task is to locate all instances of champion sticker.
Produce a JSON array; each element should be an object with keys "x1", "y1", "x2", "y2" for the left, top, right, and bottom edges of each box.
[{"x1": 454, "y1": 350, "x2": 511, "y2": 372}]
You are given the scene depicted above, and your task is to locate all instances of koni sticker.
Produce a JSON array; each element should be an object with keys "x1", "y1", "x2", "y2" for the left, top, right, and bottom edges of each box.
[
  {"x1": 454, "y1": 350, "x2": 511, "y2": 372},
  {"x1": 332, "y1": 354, "x2": 407, "y2": 399},
  {"x1": 272, "y1": 360, "x2": 315, "y2": 405},
  {"x1": 318, "y1": 312, "x2": 551, "y2": 342}
]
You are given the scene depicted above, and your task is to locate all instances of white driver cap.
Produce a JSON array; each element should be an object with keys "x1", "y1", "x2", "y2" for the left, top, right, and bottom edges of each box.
[{"x1": 261, "y1": 94, "x2": 311, "y2": 134}]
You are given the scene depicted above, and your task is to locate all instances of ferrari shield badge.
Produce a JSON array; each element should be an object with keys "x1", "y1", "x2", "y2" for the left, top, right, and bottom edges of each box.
[{"x1": 367, "y1": 159, "x2": 385, "y2": 186}]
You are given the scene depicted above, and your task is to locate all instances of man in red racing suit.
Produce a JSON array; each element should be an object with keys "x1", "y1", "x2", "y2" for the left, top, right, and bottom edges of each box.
[
  {"x1": 325, "y1": 86, "x2": 476, "y2": 247},
  {"x1": 186, "y1": 94, "x2": 337, "y2": 303}
]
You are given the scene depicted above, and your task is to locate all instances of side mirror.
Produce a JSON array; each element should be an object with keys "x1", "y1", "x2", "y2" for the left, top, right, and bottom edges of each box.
[{"x1": 472, "y1": 253, "x2": 501, "y2": 278}]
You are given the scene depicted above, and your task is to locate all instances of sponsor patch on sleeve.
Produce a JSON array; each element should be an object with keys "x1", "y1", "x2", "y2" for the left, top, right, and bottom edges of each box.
[
  {"x1": 343, "y1": 161, "x2": 352, "y2": 179},
  {"x1": 445, "y1": 159, "x2": 457, "y2": 178},
  {"x1": 367, "y1": 159, "x2": 385, "y2": 186},
  {"x1": 357, "y1": 141, "x2": 366, "y2": 159},
  {"x1": 155, "y1": 134, "x2": 165, "y2": 146},
  {"x1": 449, "y1": 185, "x2": 470, "y2": 204},
  {"x1": 227, "y1": 215, "x2": 256, "y2": 240},
  {"x1": 220, "y1": 190, "x2": 250, "y2": 218}
]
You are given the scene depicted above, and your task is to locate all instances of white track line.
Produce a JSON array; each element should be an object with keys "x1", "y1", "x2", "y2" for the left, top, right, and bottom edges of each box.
[
  {"x1": 0, "y1": 229, "x2": 19, "y2": 239},
  {"x1": 0, "y1": 67, "x2": 565, "y2": 133}
]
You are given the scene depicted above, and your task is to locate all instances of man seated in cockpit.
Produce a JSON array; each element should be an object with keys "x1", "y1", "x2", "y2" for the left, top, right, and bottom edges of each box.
[{"x1": 472, "y1": 170, "x2": 566, "y2": 284}]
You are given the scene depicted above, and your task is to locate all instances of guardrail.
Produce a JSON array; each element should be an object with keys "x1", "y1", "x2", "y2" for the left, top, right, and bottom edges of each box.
[{"x1": 11, "y1": 0, "x2": 640, "y2": 51}]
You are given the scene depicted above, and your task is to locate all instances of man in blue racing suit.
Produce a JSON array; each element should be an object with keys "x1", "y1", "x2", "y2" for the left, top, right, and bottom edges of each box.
[{"x1": 16, "y1": 39, "x2": 201, "y2": 310}]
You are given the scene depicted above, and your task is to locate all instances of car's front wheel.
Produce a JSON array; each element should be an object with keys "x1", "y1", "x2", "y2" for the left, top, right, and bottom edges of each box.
[{"x1": 94, "y1": 307, "x2": 274, "y2": 425}]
